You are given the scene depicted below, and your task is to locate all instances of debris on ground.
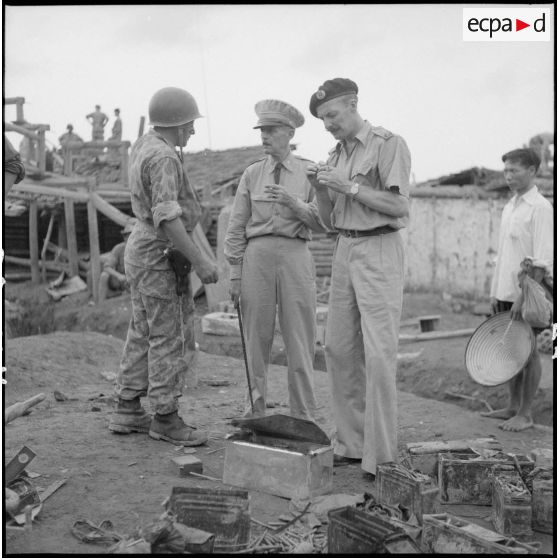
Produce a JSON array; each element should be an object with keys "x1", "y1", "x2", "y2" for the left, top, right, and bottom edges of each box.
[{"x1": 4, "y1": 394, "x2": 46, "y2": 424}]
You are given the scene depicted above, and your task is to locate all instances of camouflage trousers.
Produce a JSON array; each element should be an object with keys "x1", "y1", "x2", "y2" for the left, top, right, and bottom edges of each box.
[{"x1": 116, "y1": 263, "x2": 196, "y2": 415}]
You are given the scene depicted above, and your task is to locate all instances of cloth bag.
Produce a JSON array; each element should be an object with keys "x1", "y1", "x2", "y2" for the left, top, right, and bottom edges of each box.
[{"x1": 521, "y1": 274, "x2": 553, "y2": 328}]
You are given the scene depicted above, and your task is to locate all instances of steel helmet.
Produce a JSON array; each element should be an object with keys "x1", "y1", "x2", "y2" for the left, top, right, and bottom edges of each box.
[{"x1": 148, "y1": 87, "x2": 203, "y2": 127}]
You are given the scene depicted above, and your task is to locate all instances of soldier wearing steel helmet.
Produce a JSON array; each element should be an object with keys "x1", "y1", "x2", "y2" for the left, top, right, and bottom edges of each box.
[
  {"x1": 224, "y1": 99, "x2": 325, "y2": 420},
  {"x1": 109, "y1": 86, "x2": 218, "y2": 446}
]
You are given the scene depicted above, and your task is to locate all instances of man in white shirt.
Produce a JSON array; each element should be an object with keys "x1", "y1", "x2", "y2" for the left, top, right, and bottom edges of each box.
[{"x1": 483, "y1": 148, "x2": 554, "y2": 432}]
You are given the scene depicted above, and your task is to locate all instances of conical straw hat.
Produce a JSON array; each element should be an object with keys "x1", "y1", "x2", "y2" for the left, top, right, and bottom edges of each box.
[{"x1": 465, "y1": 312, "x2": 536, "y2": 386}]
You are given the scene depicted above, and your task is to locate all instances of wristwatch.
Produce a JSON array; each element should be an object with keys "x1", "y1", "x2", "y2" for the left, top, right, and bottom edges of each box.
[{"x1": 349, "y1": 182, "x2": 360, "y2": 199}]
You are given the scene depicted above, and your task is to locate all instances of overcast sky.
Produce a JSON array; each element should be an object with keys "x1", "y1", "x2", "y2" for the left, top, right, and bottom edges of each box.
[{"x1": 4, "y1": 4, "x2": 554, "y2": 182}]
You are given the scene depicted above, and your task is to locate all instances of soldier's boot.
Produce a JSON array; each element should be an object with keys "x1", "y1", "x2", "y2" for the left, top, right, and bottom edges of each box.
[
  {"x1": 149, "y1": 411, "x2": 208, "y2": 446},
  {"x1": 108, "y1": 397, "x2": 151, "y2": 434}
]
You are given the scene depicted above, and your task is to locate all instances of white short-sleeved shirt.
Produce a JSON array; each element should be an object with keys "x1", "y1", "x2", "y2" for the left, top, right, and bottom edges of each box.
[{"x1": 490, "y1": 186, "x2": 554, "y2": 302}]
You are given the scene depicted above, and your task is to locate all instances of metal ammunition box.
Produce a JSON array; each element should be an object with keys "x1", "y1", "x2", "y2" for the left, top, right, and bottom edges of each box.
[
  {"x1": 438, "y1": 452, "x2": 522, "y2": 505},
  {"x1": 421, "y1": 513, "x2": 538, "y2": 554},
  {"x1": 223, "y1": 432, "x2": 333, "y2": 500},
  {"x1": 531, "y1": 468, "x2": 553, "y2": 534},
  {"x1": 328, "y1": 506, "x2": 421, "y2": 553},
  {"x1": 376, "y1": 462, "x2": 438, "y2": 523},
  {"x1": 491, "y1": 474, "x2": 532, "y2": 538},
  {"x1": 166, "y1": 486, "x2": 250, "y2": 552}
]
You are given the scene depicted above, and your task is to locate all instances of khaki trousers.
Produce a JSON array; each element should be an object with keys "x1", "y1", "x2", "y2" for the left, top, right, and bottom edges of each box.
[
  {"x1": 325, "y1": 232, "x2": 405, "y2": 474},
  {"x1": 240, "y1": 236, "x2": 318, "y2": 420}
]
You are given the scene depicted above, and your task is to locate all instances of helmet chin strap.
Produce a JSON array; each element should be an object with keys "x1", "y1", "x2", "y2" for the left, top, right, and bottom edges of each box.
[{"x1": 176, "y1": 128, "x2": 185, "y2": 163}]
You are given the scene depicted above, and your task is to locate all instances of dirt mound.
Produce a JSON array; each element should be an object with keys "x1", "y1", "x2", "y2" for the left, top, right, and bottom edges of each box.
[{"x1": 5, "y1": 331, "x2": 123, "y2": 403}]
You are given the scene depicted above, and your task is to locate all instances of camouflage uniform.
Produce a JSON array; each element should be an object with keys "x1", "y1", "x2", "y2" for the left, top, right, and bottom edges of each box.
[
  {"x1": 116, "y1": 129, "x2": 201, "y2": 415},
  {"x1": 4, "y1": 135, "x2": 26, "y2": 184}
]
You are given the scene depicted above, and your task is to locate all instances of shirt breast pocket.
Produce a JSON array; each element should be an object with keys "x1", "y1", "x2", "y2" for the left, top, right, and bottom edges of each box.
[
  {"x1": 352, "y1": 160, "x2": 377, "y2": 186},
  {"x1": 279, "y1": 192, "x2": 305, "y2": 219},
  {"x1": 251, "y1": 194, "x2": 274, "y2": 223}
]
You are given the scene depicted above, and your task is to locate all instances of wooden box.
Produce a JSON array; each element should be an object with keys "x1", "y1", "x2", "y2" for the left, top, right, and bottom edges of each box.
[
  {"x1": 491, "y1": 474, "x2": 532, "y2": 538},
  {"x1": 421, "y1": 513, "x2": 539, "y2": 554},
  {"x1": 531, "y1": 468, "x2": 553, "y2": 534},
  {"x1": 438, "y1": 452, "x2": 521, "y2": 505},
  {"x1": 223, "y1": 433, "x2": 333, "y2": 500},
  {"x1": 376, "y1": 462, "x2": 438, "y2": 523}
]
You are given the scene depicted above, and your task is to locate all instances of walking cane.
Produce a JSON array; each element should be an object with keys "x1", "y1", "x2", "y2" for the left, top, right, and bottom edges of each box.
[{"x1": 236, "y1": 297, "x2": 255, "y2": 415}]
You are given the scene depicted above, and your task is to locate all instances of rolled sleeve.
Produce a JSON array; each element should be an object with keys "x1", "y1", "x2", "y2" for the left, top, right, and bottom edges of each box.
[
  {"x1": 224, "y1": 172, "x2": 251, "y2": 279},
  {"x1": 378, "y1": 135, "x2": 411, "y2": 197},
  {"x1": 152, "y1": 201, "x2": 182, "y2": 229},
  {"x1": 149, "y1": 157, "x2": 183, "y2": 228}
]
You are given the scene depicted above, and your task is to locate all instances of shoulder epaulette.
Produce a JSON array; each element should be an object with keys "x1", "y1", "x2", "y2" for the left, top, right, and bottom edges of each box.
[
  {"x1": 294, "y1": 155, "x2": 315, "y2": 164},
  {"x1": 370, "y1": 126, "x2": 393, "y2": 139},
  {"x1": 245, "y1": 157, "x2": 266, "y2": 169}
]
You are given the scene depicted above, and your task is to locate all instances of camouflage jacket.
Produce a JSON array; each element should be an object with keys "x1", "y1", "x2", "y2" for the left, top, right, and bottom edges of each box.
[{"x1": 126, "y1": 129, "x2": 201, "y2": 269}]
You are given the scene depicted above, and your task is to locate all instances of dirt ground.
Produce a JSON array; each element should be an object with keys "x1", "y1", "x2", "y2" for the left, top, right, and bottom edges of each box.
[{"x1": 2, "y1": 284, "x2": 555, "y2": 553}]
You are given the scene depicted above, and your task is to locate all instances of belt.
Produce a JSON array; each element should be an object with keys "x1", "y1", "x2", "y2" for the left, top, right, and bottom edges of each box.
[
  {"x1": 252, "y1": 234, "x2": 307, "y2": 242},
  {"x1": 336, "y1": 225, "x2": 396, "y2": 238}
]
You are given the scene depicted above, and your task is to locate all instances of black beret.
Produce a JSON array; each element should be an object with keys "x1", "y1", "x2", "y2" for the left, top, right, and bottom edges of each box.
[{"x1": 309, "y1": 78, "x2": 358, "y2": 117}]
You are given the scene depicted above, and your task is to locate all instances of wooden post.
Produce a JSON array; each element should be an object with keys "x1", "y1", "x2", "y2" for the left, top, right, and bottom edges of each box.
[
  {"x1": 28, "y1": 200, "x2": 40, "y2": 285},
  {"x1": 87, "y1": 195, "x2": 101, "y2": 304},
  {"x1": 37, "y1": 127, "x2": 46, "y2": 173},
  {"x1": 64, "y1": 199, "x2": 80, "y2": 276},
  {"x1": 58, "y1": 208, "x2": 67, "y2": 248}
]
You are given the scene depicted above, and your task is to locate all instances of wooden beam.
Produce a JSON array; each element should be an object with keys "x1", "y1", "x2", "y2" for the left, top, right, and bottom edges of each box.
[
  {"x1": 12, "y1": 183, "x2": 90, "y2": 202},
  {"x1": 4, "y1": 96, "x2": 25, "y2": 105},
  {"x1": 87, "y1": 198, "x2": 101, "y2": 304},
  {"x1": 64, "y1": 199, "x2": 80, "y2": 276},
  {"x1": 398, "y1": 328, "x2": 476, "y2": 343},
  {"x1": 5, "y1": 255, "x2": 68, "y2": 273},
  {"x1": 40, "y1": 213, "x2": 56, "y2": 282},
  {"x1": 4, "y1": 393, "x2": 46, "y2": 424},
  {"x1": 89, "y1": 192, "x2": 130, "y2": 227},
  {"x1": 5, "y1": 97, "x2": 26, "y2": 123},
  {"x1": 4, "y1": 122, "x2": 38, "y2": 140},
  {"x1": 28, "y1": 200, "x2": 40, "y2": 284}
]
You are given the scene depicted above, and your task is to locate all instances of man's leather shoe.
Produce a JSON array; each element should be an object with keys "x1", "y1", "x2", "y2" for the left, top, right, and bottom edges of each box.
[{"x1": 362, "y1": 471, "x2": 376, "y2": 482}]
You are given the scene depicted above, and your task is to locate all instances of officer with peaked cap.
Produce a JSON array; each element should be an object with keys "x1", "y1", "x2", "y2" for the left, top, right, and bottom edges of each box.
[
  {"x1": 110, "y1": 86, "x2": 218, "y2": 446},
  {"x1": 306, "y1": 78, "x2": 412, "y2": 479},
  {"x1": 225, "y1": 99, "x2": 325, "y2": 420}
]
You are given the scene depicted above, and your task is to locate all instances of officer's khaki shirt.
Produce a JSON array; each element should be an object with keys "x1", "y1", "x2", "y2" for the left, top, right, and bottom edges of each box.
[
  {"x1": 326, "y1": 120, "x2": 411, "y2": 231},
  {"x1": 126, "y1": 129, "x2": 201, "y2": 269},
  {"x1": 225, "y1": 152, "x2": 325, "y2": 279}
]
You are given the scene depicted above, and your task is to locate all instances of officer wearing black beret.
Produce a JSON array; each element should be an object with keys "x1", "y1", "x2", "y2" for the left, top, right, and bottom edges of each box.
[
  {"x1": 309, "y1": 78, "x2": 359, "y2": 118},
  {"x1": 307, "y1": 77, "x2": 412, "y2": 481}
]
